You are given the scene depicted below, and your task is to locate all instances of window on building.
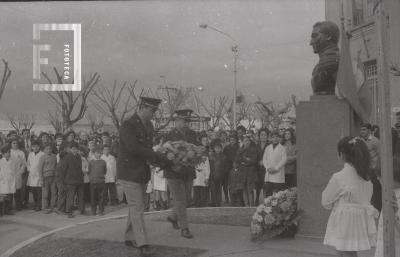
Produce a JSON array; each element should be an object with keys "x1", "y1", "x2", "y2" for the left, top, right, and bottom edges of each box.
[
  {"x1": 352, "y1": 0, "x2": 375, "y2": 27},
  {"x1": 364, "y1": 0, "x2": 375, "y2": 22},
  {"x1": 352, "y1": 0, "x2": 364, "y2": 26},
  {"x1": 364, "y1": 60, "x2": 378, "y2": 124}
]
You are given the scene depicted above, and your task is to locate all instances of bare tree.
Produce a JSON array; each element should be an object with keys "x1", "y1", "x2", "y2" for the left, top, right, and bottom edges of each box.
[
  {"x1": 219, "y1": 99, "x2": 251, "y2": 130},
  {"x1": 196, "y1": 96, "x2": 229, "y2": 129},
  {"x1": 92, "y1": 80, "x2": 142, "y2": 130},
  {"x1": 254, "y1": 99, "x2": 293, "y2": 129},
  {"x1": 47, "y1": 108, "x2": 63, "y2": 133},
  {"x1": 7, "y1": 113, "x2": 35, "y2": 134},
  {"x1": 85, "y1": 110, "x2": 105, "y2": 133},
  {"x1": 153, "y1": 87, "x2": 192, "y2": 132},
  {"x1": 219, "y1": 99, "x2": 234, "y2": 130},
  {"x1": 239, "y1": 103, "x2": 259, "y2": 130},
  {"x1": 42, "y1": 67, "x2": 100, "y2": 131},
  {"x1": 0, "y1": 59, "x2": 11, "y2": 102}
]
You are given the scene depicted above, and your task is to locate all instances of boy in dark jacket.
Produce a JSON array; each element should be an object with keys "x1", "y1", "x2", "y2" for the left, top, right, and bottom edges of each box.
[
  {"x1": 39, "y1": 144, "x2": 57, "y2": 213},
  {"x1": 58, "y1": 141, "x2": 86, "y2": 218},
  {"x1": 88, "y1": 145, "x2": 107, "y2": 216},
  {"x1": 209, "y1": 140, "x2": 228, "y2": 207},
  {"x1": 54, "y1": 144, "x2": 70, "y2": 214}
]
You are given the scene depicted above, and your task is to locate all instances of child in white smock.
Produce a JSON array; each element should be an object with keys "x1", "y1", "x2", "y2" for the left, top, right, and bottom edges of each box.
[{"x1": 322, "y1": 137, "x2": 378, "y2": 257}]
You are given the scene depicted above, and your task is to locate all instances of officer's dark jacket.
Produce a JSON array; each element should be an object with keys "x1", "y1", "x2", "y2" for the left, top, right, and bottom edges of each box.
[
  {"x1": 58, "y1": 152, "x2": 83, "y2": 185},
  {"x1": 164, "y1": 127, "x2": 198, "y2": 180},
  {"x1": 117, "y1": 114, "x2": 158, "y2": 183}
]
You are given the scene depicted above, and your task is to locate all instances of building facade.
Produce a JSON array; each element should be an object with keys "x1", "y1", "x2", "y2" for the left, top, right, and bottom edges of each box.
[{"x1": 325, "y1": 0, "x2": 400, "y2": 125}]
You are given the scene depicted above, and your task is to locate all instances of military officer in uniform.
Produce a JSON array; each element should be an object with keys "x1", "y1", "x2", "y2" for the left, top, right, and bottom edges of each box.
[
  {"x1": 165, "y1": 109, "x2": 198, "y2": 239},
  {"x1": 117, "y1": 96, "x2": 169, "y2": 256}
]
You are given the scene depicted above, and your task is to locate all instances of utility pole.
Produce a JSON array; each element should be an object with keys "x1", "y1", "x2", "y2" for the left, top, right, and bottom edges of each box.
[
  {"x1": 199, "y1": 24, "x2": 239, "y2": 129},
  {"x1": 375, "y1": 0, "x2": 395, "y2": 256},
  {"x1": 233, "y1": 45, "x2": 238, "y2": 128}
]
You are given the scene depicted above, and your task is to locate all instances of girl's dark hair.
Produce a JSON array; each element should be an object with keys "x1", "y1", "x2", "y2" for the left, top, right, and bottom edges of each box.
[
  {"x1": 337, "y1": 136, "x2": 371, "y2": 181},
  {"x1": 258, "y1": 128, "x2": 269, "y2": 137},
  {"x1": 281, "y1": 128, "x2": 296, "y2": 144},
  {"x1": 1, "y1": 143, "x2": 11, "y2": 154},
  {"x1": 372, "y1": 125, "x2": 380, "y2": 139},
  {"x1": 7, "y1": 138, "x2": 22, "y2": 149},
  {"x1": 198, "y1": 131, "x2": 208, "y2": 141}
]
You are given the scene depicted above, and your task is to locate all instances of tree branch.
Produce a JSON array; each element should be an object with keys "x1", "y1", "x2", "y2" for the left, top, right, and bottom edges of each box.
[{"x1": 0, "y1": 59, "x2": 11, "y2": 101}]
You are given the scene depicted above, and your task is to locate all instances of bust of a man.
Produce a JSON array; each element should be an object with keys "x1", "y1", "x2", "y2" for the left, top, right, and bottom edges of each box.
[{"x1": 310, "y1": 21, "x2": 340, "y2": 95}]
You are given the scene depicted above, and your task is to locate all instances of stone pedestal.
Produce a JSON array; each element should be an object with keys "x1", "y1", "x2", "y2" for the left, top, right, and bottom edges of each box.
[{"x1": 297, "y1": 95, "x2": 355, "y2": 238}]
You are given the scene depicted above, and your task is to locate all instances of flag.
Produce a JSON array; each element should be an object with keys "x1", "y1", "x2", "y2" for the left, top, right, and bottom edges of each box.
[
  {"x1": 354, "y1": 50, "x2": 365, "y2": 90},
  {"x1": 354, "y1": 52, "x2": 373, "y2": 120},
  {"x1": 336, "y1": 26, "x2": 369, "y2": 122}
]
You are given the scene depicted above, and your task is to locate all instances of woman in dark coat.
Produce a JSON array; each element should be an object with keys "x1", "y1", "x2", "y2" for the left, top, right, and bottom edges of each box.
[
  {"x1": 282, "y1": 128, "x2": 297, "y2": 188},
  {"x1": 223, "y1": 133, "x2": 239, "y2": 205},
  {"x1": 230, "y1": 134, "x2": 258, "y2": 207},
  {"x1": 255, "y1": 128, "x2": 270, "y2": 205}
]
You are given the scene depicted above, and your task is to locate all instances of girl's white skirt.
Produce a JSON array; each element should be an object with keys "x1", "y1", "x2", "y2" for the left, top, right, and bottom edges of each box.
[{"x1": 324, "y1": 203, "x2": 378, "y2": 251}]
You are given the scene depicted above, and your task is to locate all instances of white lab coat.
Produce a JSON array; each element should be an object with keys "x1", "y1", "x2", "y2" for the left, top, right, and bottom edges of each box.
[
  {"x1": 10, "y1": 149, "x2": 26, "y2": 189},
  {"x1": 153, "y1": 167, "x2": 167, "y2": 191},
  {"x1": 193, "y1": 158, "x2": 210, "y2": 187},
  {"x1": 263, "y1": 143, "x2": 287, "y2": 183},
  {"x1": 101, "y1": 154, "x2": 117, "y2": 183},
  {"x1": 0, "y1": 157, "x2": 17, "y2": 194},
  {"x1": 27, "y1": 151, "x2": 45, "y2": 187}
]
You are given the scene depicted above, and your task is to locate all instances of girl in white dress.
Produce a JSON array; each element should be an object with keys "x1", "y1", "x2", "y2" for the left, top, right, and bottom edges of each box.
[
  {"x1": 0, "y1": 144, "x2": 17, "y2": 214},
  {"x1": 322, "y1": 136, "x2": 378, "y2": 257},
  {"x1": 10, "y1": 139, "x2": 26, "y2": 210}
]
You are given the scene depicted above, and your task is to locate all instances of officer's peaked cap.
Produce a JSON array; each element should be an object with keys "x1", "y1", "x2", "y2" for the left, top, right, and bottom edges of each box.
[
  {"x1": 175, "y1": 109, "x2": 193, "y2": 119},
  {"x1": 140, "y1": 97, "x2": 162, "y2": 109}
]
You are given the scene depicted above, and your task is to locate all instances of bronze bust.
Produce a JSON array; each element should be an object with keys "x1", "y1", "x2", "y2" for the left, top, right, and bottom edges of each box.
[{"x1": 310, "y1": 21, "x2": 340, "y2": 95}]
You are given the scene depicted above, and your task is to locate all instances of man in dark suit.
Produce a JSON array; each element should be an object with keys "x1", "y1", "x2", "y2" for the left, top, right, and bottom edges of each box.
[
  {"x1": 164, "y1": 109, "x2": 198, "y2": 239},
  {"x1": 117, "y1": 96, "x2": 168, "y2": 257},
  {"x1": 57, "y1": 141, "x2": 86, "y2": 217}
]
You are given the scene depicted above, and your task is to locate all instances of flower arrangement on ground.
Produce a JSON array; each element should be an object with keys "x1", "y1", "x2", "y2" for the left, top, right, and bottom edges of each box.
[
  {"x1": 156, "y1": 141, "x2": 207, "y2": 171},
  {"x1": 250, "y1": 187, "x2": 302, "y2": 241}
]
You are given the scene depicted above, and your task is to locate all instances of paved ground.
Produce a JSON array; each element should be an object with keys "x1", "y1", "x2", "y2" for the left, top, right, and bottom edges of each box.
[{"x1": 0, "y1": 206, "x2": 376, "y2": 257}]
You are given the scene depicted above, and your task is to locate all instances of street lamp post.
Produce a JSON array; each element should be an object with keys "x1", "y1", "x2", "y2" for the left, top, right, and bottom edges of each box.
[{"x1": 199, "y1": 23, "x2": 239, "y2": 128}]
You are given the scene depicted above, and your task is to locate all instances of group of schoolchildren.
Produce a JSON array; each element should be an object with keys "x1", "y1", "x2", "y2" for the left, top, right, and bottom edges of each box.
[{"x1": 0, "y1": 130, "x2": 119, "y2": 218}]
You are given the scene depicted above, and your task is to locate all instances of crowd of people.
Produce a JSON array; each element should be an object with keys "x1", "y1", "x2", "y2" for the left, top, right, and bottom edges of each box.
[
  {"x1": 0, "y1": 129, "x2": 120, "y2": 217},
  {"x1": 1, "y1": 117, "x2": 399, "y2": 218},
  {"x1": 0, "y1": 121, "x2": 298, "y2": 217},
  {"x1": 0, "y1": 119, "x2": 399, "y2": 215},
  {"x1": 149, "y1": 124, "x2": 297, "y2": 210}
]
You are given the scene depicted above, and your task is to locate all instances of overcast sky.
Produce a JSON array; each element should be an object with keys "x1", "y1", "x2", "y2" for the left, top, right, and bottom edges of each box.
[{"x1": 0, "y1": 0, "x2": 324, "y2": 118}]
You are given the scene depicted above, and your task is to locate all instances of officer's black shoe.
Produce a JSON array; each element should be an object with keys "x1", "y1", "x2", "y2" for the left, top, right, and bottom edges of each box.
[
  {"x1": 181, "y1": 228, "x2": 193, "y2": 239},
  {"x1": 124, "y1": 240, "x2": 138, "y2": 248},
  {"x1": 139, "y1": 245, "x2": 154, "y2": 256},
  {"x1": 167, "y1": 217, "x2": 179, "y2": 230}
]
